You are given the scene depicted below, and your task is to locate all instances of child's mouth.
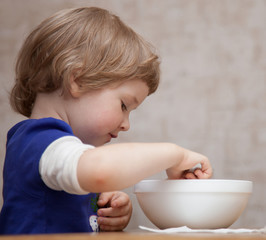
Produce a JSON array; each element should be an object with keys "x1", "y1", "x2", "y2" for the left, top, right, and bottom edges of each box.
[{"x1": 110, "y1": 134, "x2": 117, "y2": 139}]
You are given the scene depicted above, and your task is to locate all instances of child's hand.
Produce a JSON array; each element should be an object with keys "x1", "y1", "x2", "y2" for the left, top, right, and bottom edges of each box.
[
  {"x1": 97, "y1": 191, "x2": 132, "y2": 231},
  {"x1": 166, "y1": 149, "x2": 213, "y2": 179}
]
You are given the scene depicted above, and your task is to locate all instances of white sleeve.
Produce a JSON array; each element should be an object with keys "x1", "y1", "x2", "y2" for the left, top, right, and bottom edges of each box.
[{"x1": 39, "y1": 136, "x2": 94, "y2": 195}]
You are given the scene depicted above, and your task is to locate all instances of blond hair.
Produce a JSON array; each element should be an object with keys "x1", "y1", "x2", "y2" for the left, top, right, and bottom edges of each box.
[{"x1": 10, "y1": 7, "x2": 160, "y2": 117}]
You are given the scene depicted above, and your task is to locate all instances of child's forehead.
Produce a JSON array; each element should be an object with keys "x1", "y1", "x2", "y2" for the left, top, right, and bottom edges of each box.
[{"x1": 115, "y1": 79, "x2": 149, "y2": 99}]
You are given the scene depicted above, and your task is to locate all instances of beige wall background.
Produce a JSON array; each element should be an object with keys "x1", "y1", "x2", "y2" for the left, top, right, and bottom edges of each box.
[{"x1": 0, "y1": 0, "x2": 265, "y2": 230}]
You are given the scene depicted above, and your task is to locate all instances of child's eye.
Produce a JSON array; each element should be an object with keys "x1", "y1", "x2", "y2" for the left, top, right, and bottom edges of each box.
[{"x1": 121, "y1": 101, "x2": 127, "y2": 111}]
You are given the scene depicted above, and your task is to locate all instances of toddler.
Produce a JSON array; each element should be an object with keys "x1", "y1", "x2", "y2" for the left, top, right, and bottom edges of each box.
[{"x1": 0, "y1": 7, "x2": 212, "y2": 234}]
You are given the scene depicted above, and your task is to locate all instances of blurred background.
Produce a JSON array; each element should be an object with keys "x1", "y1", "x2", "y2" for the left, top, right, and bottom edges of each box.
[{"x1": 0, "y1": 0, "x2": 265, "y2": 230}]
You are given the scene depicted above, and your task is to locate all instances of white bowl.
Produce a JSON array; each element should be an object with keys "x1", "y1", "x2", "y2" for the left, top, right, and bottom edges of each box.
[{"x1": 134, "y1": 179, "x2": 252, "y2": 229}]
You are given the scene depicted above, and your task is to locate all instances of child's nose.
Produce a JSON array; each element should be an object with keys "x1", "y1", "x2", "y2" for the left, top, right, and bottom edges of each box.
[{"x1": 120, "y1": 116, "x2": 130, "y2": 131}]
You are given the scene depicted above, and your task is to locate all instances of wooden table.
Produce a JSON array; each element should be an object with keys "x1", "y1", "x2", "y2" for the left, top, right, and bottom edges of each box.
[{"x1": 0, "y1": 232, "x2": 265, "y2": 240}]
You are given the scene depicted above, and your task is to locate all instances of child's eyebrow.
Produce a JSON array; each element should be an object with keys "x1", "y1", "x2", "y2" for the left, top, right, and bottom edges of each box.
[
  {"x1": 129, "y1": 95, "x2": 141, "y2": 106},
  {"x1": 125, "y1": 94, "x2": 140, "y2": 107},
  {"x1": 132, "y1": 96, "x2": 139, "y2": 105}
]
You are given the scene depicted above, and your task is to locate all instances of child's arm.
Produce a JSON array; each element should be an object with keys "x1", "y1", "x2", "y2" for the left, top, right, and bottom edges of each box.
[{"x1": 77, "y1": 142, "x2": 212, "y2": 193}]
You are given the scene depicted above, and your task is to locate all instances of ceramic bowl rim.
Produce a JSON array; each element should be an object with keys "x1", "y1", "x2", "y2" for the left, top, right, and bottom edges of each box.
[{"x1": 134, "y1": 179, "x2": 253, "y2": 193}]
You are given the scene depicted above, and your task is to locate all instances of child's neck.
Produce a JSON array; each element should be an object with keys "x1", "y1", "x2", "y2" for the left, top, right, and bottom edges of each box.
[{"x1": 30, "y1": 90, "x2": 68, "y2": 122}]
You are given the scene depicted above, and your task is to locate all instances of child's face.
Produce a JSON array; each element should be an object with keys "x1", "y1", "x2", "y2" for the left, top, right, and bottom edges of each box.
[{"x1": 67, "y1": 79, "x2": 149, "y2": 146}]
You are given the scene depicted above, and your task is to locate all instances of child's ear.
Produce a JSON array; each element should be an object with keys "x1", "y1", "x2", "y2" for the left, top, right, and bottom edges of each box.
[{"x1": 69, "y1": 74, "x2": 82, "y2": 98}]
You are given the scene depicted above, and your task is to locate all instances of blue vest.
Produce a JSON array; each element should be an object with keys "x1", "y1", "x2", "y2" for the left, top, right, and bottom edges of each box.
[{"x1": 0, "y1": 118, "x2": 99, "y2": 234}]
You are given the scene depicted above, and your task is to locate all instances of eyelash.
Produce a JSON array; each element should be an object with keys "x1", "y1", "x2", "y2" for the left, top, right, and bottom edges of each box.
[{"x1": 121, "y1": 101, "x2": 127, "y2": 111}]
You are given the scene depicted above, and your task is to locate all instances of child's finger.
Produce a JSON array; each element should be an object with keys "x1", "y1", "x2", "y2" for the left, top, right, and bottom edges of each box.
[
  {"x1": 98, "y1": 204, "x2": 130, "y2": 217},
  {"x1": 110, "y1": 192, "x2": 129, "y2": 208},
  {"x1": 97, "y1": 192, "x2": 112, "y2": 207},
  {"x1": 194, "y1": 168, "x2": 212, "y2": 179},
  {"x1": 98, "y1": 215, "x2": 129, "y2": 231},
  {"x1": 184, "y1": 172, "x2": 197, "y2": 179}
]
